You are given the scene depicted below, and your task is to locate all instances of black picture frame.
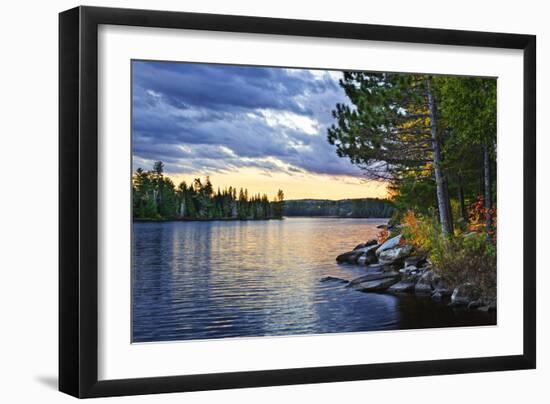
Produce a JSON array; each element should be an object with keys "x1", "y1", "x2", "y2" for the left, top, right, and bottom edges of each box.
[{"x1": 59, "y1": 5, "x2": 536, "y2": 398}]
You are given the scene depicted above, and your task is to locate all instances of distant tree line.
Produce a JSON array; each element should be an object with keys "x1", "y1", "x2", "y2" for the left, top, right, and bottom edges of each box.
[
  {"x1": 283, "y1": 198, "x2": 394, "y2": 218},
  {"x1": 132, "y1": 161, "x2": 284, "y2": 220}
]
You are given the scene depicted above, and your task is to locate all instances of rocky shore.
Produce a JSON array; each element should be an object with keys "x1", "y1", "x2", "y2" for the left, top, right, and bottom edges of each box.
[{"x1": 323, "y1": 233, "x2": 496, "y2": 312}]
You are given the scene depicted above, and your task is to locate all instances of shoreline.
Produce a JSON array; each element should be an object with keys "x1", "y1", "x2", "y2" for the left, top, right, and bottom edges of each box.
[
  {"x1": 133, "y1": 217, "x2": 283, "y2": 223},
  {"x1": 133, "y1": 216, "x2": 391, "y2": 223},
  {"x1": 329, "y1": 234, "x2": 497, "y2": 313}
]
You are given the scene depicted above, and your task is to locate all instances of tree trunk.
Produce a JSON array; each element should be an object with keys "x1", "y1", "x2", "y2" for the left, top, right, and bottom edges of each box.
[
  {"x1": 427, "y1": 77, "x2": 453, "y2": 236},
  {"x1": 457, "y1": 173, "x2": 467, "y2": 223},
  {"x1": 483, "y1": 142, "x2": 493, "y2": 235}
]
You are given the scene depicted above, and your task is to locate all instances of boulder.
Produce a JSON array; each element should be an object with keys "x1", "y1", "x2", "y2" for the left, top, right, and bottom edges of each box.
[
  {"x1": 467, "y1": 299, "x2": 483, "y2": 309},
  {"x1": 354, "y1": 239, "x2": 378, "y2": 250},
  {"x1": 357, "y1": 252, "x2": 378, "y2": 266},
  {"x1": 404, "y1": 271, "x2": 421, "y2": 283},
  {"x1": 353, "y1": 243, "x2": 380, "y2": 255},
  {"x1": 336, "y1": 250, "x2": 360, "y2": 264},
  {"x1": 350, "y1": 272, "x2": 400, "y2": 292},
  {"x1": 431, "y1": 288, "x2": 452, "y2": 299},
  {"x1": 364, "y1": 263, "x2": 390, "y2": 273},
  {"x1": 365, "y1": 239, "x2": 378, "y2": 247},
  {"x1": 431, "y1": 291, "x2": 443, "y2": 301},
  {"x1": 450, "y1": 283, "x2": 481, "y2": 306},
  {"x1": 357, "y1": 253, "x2": 378, "y2": 266},
  {"x1": 415, "y1": 270, "x2": 434, "y2": 294},
  {"x1": 347, "y1": 271, "x2": 400, "y2": 289},
  {"x1": 378, "y1": 244, "x2": 413, "y2": 265},
  {"x1": 399, "y1": 265, "x2": 418, "y2": 275},
  {"x1": 376, "y1": 234, "x2": 403, "y2": 255},
  {"x1": 431, "y1": 274, "x2": 443, "y2": 288},
  {"x1": 404, "y1": 255, "x2": 427, "y2": 268},
  {"x1": 365, "y1": 253, "x2": 378, "y2": 265},
  {"x1": 388, "y1": 280, "x2": 416, "y2": 293},
  {"x1": 431, "y1": 274, "x2": 451, "y2": 292},
  {"x1": 355, "y1": 278, "x2": 400, "y2": 292},
  {"x1": 359, "y1": 243, "x2": 379, "y2": 252},
  {"x1": 344, "y1": 243, "x2": 380, "y2": 265},
  {"x1": 320, "y1": 276, "x2": 348, "y2": 284}
]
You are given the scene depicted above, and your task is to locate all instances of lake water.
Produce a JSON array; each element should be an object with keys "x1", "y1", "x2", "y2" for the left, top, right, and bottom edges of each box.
[{"x1": 132, "y1": 217, "x2": 495, "y2": 343}]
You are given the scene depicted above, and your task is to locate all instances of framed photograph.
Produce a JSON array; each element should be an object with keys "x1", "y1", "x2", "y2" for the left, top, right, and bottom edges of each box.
[{"x1": 59, "y1": 6, "x2": 536, "y2": 398}]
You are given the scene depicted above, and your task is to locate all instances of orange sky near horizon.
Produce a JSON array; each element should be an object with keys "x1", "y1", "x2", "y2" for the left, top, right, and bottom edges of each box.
[{"x1": 167, "y1": 167, "x2": 389, "y2": 200}]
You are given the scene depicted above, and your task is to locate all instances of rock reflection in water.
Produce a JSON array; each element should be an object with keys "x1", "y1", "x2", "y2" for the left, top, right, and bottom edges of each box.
[{"x1": 132, "y1": 218, "x2": 495, "y2": 343}]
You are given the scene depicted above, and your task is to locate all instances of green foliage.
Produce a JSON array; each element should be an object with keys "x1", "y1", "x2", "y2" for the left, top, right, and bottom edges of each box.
[
  {"x1": 283, "y1": 198, "x2": 394, "y2": 218},
  {"x1": 389, "y1": 176, "x2": 436, "y2": 217},
  {"x1": 132, "y1": 162, "x2": 284, "y2": 221},
  {"x1": 328, "y1": 71, "x2": 497, "y2": 235},
  {"x1": 401, "y1": 211, "x2": 496, "y2": 297},
  {"x1": 327, "y1": 72, "x2": 433, "y2": 182},
  {"x1": 325, "y1": 72, "x2": 500, "y2": 296},
  {"x1": 435, "y1": 76, "x2": 497, "y2": 210},
  {"x1": 435, "y1": 76, "x2": 496, "y2": 149}
]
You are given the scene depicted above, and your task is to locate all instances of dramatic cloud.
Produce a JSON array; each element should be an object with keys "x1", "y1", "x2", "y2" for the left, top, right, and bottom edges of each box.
[{"x1": 132, "y1": 61, "x2": 364, "y2": 178}]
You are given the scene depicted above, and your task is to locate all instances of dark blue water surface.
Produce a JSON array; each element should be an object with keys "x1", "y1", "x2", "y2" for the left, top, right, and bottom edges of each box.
[{"x1": 132, "y1": 218, "x2": 495, "y2": 343}]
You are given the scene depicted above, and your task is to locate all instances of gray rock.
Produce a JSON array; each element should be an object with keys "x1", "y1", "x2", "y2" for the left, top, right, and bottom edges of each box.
[
  {"x1": 415, "y1": 284, "x2": 433, "y2": 295},
  {"x1": 432, "y1": 288, "x2": 452, "y2": 297},
  {"x1": 364, "y1": 263, "x2": 389, "y2": 273},
  {"x1": 404, "y1": 256, "x2": 427, "y2": 268},
  {"x1": 451, "y1": 283, "x2": 481, "y2": 306},
  {"x1": 415, "y1": 270, "x2": 434, "y2": 294},
  {"x1": 399, "y1": 265, "x2": 418, "y2": 275},
  {"x1": 467, "y1": 299, "x2": 483, "y2": 309},
  {"x1": 431, "y1": 274, "x2": 447, "y2": 290},
  {"x1": 336, "y1": 250, "x2": 362, "y2": 264},
  {"x1": 365, "y1": 253, "x2": 378, "y2": 265},
  {"x1": 376, "y1": 234, "x2": 403, "y2": 255},
  {"x1": 360, "y1": 243, "x2": 380, "y2": 252},
  {"x1": 353, "y1": 244, "x2": 380, "y2": 255},
  {"x1": 354, "y1": 276, "x2": 400, "y2": 292},
  {"x1": 431, "y1": 291, "x2": 443, "y2": 301},
  {"x1": 365, "y1": 239, "x2": 378, "y2": 247},
  {"x1": 343, "y1": 242, "x2": 380, "y2": 265},
  {"x1": 320, "y1": 276, "x2": 348, "y2": 284},
  {"x1": 347, "y1": 271, "x2": 400, "y2": 289},
  {"x1": 378, "y1": 244, "x2": 413, "y2": 265},
  {"x1": 404, "y1": 272, "x2": 421, "y2": 283},
  {"x1": 388, "y1": 280, "x2": 416, "y2": 293}
]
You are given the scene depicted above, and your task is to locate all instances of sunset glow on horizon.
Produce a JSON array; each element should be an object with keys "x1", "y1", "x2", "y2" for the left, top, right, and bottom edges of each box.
[
  {"x1": 132, "y1": 61, "x2": 390, "y2": 201},
  {"x1": 166, "y1": 168, "x2": 389, "y2": 201}
]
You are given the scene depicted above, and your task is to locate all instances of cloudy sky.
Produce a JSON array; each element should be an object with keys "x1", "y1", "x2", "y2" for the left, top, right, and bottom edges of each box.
[{"x1": 132, "y1": 61, "x2": 387, "y2": 200}]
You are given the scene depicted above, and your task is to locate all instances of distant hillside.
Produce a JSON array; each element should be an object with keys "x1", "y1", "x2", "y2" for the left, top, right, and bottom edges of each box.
[{"x1": 283, "y1": 198, "x2": 394, "y2": 218}]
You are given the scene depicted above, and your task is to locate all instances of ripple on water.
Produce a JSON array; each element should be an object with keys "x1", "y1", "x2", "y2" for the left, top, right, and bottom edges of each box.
[{"x1": 132, "y1": 218, "x2": 495, "y2": 343}]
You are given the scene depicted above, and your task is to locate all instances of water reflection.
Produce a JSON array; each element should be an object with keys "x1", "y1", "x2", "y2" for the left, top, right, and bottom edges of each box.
[{"x1": 132, "y1": 218, "x2": 495, "y2": 343}]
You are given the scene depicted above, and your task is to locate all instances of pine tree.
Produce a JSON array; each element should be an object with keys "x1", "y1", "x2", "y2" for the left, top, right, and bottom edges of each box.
[
  {"x1": 132, "y1": 163, "x2": 286, "y2": 221},
  {"x1": 328, "y1": 72, "x2": 453, "y2": 235}
]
